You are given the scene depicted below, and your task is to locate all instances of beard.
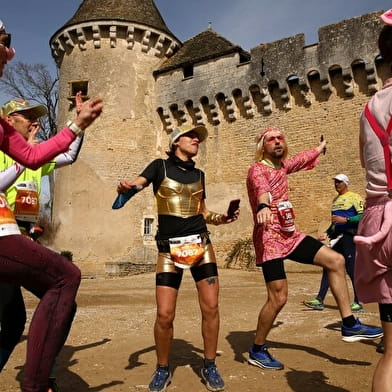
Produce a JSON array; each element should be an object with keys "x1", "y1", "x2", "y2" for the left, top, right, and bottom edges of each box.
[{"x1": 270, "y1": 147, "x2": 285, "y2": 159}]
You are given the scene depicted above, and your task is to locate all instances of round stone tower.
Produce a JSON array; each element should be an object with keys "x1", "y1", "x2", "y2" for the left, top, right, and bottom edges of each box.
[{"x1": 49, "y1": 0, "x2": 180, "y2": 275}]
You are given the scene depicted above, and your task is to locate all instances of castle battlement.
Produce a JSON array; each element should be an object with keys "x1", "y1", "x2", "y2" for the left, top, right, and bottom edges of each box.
[
  {"x1": 155, "y1": 11, "x2": 385, "y2": 131},
  {"x1": 50, "y1": 21, "x2": 180, "y2": 66}
]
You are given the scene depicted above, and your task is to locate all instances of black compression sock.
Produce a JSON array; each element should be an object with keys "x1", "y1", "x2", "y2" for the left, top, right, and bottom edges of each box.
[
  {"x1": 204, "y1": 358, "x2": 216, "y2": 368},
  {"x1": 342, "y1": 315, "x2": 356, "y2": 328},
  {"x1": 252, "y1": 344, "x2": 265, "y2": 352}
]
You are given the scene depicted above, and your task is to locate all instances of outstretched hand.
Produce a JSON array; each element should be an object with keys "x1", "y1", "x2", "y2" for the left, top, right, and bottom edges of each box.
[
  {"x1": 223, "y1": 209, "x2": 240, "y2": 223},
  {"x1": 256, "y1": 207, "x2": 273, "y2": 228},
  {"x1": 316, "y1": 138, "x2": 327, "y2": 155},
  {"x1": 117, "y1": 180, "x2": 133, "y2": 194},
  {"x1": 74, "y1": 98, "x2": 103, "y2": 130},
  {"x1": 75, "y1": 91, "x2": 83, "y2": 115}
]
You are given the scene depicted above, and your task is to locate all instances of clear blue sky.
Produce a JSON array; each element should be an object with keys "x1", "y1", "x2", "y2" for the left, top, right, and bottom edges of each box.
[{"x1": 0, "y1": 0, "x2": 391, "y2": 103}]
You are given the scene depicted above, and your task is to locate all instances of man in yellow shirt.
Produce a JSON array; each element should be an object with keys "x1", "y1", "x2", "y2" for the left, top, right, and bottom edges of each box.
[{"x1": 304, "y1": 174, "x2": 364, "y2": 312}]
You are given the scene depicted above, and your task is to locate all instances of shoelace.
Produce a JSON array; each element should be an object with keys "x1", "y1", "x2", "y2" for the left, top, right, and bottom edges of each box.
[
  {"x1": 262, "y1": 348, "x2": 275, "y2": 360},
  {"x1": 205, "y1": 366, "x2": 222, "y2": 383},
  {"x1": 151, "y1": 369, "x2": 169, "y2": 387}
]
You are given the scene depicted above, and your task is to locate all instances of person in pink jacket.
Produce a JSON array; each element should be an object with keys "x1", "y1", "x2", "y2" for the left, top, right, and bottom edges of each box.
[
  {"x1": 354, "y1": 9, "x2": 392, "y2": 392},
  {"x1": 0, "y1": 20, "x2": 103, "y2": 392}
]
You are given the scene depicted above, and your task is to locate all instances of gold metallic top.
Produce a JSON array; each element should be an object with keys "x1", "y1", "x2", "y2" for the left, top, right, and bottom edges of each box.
[{"x1": 156, "y1": 175, "x2": 203, "y2": 218}]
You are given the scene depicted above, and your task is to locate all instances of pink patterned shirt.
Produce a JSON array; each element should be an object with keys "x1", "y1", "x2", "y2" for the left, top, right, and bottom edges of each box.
[{"x1": 247, "y1": 148, "x2": 320, "y2": 264}]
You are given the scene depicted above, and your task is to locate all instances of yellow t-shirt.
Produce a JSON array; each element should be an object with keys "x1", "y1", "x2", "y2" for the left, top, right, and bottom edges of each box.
[{"x1": 0, "y1": 151, "x2": 56, "y2": 211}]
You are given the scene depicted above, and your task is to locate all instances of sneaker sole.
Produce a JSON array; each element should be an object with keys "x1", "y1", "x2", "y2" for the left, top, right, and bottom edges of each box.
[
  {"x1": 303, "y1": 302, "x2": 324, "y2": 311},
  {"x1": 201, "y1": 372, "x2": 225, "y2": 392},
  {"x1": 342, "y1": 332, "x2": 384, "y2": 342},
  {"x1": 248, "y1": 357, "x2": 284, "y2": 370}
]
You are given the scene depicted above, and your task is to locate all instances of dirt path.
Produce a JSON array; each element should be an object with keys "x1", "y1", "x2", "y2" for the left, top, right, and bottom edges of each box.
[{"x1": 0, "y1": 268, "x2": 382, "y2": 392}]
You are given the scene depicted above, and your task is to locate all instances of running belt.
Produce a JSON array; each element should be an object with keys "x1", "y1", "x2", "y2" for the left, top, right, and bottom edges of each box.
[{"x1": 364, "y1": 103, "x2": 392, "y2": 198}]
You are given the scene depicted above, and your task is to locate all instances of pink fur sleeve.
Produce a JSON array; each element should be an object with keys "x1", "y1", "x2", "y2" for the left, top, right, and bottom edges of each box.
[{"x1": 354, "y1": 200, "x2": 392, "y2": 246}]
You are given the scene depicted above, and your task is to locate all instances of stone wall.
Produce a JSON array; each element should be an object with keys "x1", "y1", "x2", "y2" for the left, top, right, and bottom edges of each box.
[
  {"x1": 50, "y1": 11, "x2": 389, "y2": 276},
  {"x1": 154, "y1": 11, "x2": 388, "y2": 266}
]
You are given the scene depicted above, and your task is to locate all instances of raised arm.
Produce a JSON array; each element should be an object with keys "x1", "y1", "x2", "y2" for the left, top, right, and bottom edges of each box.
[
  {"x1": 54, "y1": 136, "x2": 84, "y2": 168},
  {"x1": 0, "y1": 98, "x2": 102, "y2": 170},
  {"x1": 49, "y1": 92, "x2": 84, "y2": 167}
]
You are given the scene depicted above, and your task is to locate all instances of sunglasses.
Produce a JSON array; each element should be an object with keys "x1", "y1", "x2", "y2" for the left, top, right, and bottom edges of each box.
[
  {"x1": 265, "y1": 135, "x2": 285, "y2": 144},
  {"x1": 0, "y1": 32, "x2": 15, "y2": 61},
  {"x1": 1, "y1": 33, "x2": 11, "y2": 48}
]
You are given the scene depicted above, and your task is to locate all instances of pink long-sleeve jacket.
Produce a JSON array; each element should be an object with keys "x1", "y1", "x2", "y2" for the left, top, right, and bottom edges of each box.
[{"x1": 0, "y1": 118, "x2": 76, "y2": 170}]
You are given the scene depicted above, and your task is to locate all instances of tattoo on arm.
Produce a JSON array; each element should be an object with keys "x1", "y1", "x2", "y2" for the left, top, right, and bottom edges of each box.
[{"x1": 206, "y1": 277, "x2": 216, "y2": 285}]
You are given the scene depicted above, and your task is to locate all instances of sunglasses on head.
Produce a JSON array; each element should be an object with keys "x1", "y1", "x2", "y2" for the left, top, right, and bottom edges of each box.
[{"x1": 265, "y1": 134, "x2": 285, "y2": 144}]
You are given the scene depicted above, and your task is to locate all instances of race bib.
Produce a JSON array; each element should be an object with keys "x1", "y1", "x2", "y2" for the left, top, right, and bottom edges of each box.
[
  {"x1": 14, "y1": 181, "x2": 40, "y2": 222},
  {"x1": 169, "y1": 234, "x2": 205, "y2": 269},
  {"x1": 277, "y1": 201, "x2": 295, "y2": 232},
  {"x1": 0, "y1": 193, "x2": 21, "y2": 236}
]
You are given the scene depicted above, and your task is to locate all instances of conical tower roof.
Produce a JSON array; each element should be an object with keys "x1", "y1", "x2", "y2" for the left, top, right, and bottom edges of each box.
[{"x1": 58, "y1": 0, "x2": 173, "y2": 37}]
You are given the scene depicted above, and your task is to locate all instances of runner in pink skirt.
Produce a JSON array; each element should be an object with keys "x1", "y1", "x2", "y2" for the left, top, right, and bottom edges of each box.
[{"x1": 353, "y1": 10, "x2": 392, "y2": 392}]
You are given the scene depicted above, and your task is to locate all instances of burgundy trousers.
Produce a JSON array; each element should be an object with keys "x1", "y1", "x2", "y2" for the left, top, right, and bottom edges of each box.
[{"x1": 0, "y1": 234, "x2": 80, "y2": 392}]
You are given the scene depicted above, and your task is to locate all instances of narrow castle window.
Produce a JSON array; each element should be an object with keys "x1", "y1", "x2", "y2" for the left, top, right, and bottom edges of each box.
[
  {"x1": 143, "y1": 217, "x2": 154, "y2": 236},
  {"x1": 68, "y1": 80, "x2": 89, "y2": 101},
  {"x1": 183, "y1": 65, "x2": 194, "y2": 79}
]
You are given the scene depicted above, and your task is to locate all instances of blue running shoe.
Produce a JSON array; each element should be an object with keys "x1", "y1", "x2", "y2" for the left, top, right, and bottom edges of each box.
[
  {"x1": 201, "y1": 365, "x2": 225, "y2": 391},
  {"x1": 341, "y1": 318, "x2": 383, "y2": 342},
  {"x1": 248, "y1": 346, "x2": 284, "y2": 370},
  {"x1": 149, "y1": 366, "x2": 171, "y2": 392}
]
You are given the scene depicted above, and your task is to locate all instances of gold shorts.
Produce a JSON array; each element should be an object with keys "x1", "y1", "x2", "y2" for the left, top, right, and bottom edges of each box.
[{"x1": 156, "y1": 242, "x2": 216, "y2": 274}]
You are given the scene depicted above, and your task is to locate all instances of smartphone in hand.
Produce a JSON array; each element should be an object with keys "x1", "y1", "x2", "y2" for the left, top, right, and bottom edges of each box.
[
  {"x1": 227, "y1": 199, "x2": 240, "y2": 219},
  {"x1": 320, "y1": 135, "x2": 327, "y2": 155}
]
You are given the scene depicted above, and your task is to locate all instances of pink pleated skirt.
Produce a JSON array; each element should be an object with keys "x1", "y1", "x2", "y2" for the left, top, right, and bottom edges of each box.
[{"x1": 355, "y1": 196, "x2": 392, "y2": 303}]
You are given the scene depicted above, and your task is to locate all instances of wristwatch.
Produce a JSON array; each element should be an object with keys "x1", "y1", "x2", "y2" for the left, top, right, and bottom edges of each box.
[{"x1": 66, "y1": 120, "x2": 84, "y2": 136}]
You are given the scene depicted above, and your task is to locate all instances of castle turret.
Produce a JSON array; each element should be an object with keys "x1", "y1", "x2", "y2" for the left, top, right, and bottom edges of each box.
[{"x1": 50, "y1": 0, "x2": 180, "y2": 275}]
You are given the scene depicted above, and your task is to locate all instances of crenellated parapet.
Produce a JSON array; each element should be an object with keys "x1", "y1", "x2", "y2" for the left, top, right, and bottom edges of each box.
[
  {"x1": 155, "y1": 11, "x2": 385, "y2": 131},
  {"x1": 50, "y1": 21, "x2": 180, "y2": 66}
]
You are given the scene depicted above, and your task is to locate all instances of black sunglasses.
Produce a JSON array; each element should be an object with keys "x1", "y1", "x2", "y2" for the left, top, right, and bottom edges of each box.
[{"x1": 0, "y1": 33, "x2": 11, "y2": 48}]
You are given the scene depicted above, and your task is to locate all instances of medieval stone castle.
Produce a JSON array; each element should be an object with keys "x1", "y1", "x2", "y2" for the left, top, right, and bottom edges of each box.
[{"x1": 47, "y1": 0, "x2": 389, "y2": 276}]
